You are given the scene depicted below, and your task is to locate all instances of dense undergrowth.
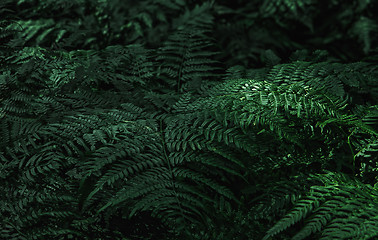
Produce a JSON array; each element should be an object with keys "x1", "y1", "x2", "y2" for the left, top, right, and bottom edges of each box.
[{"x1": 0, "y1": 0, "x2": 377, "y2": 239}]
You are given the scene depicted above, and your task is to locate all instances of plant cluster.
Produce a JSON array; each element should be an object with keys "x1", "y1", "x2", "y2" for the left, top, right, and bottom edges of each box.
[{"x1": 0, "y1": 0, "x2": 377, "y2": 239}]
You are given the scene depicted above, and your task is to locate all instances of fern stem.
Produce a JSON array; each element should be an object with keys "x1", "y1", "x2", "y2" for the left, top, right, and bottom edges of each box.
[
  {"x1": 159, "y1": 118, "x2": 188, "y2": 233},
  {"x1": 347, "y1": 129, "x2": 356, "y2": 175}
]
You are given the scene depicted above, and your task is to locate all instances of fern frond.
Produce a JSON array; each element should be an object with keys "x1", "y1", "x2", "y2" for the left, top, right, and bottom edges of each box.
[
  {"x1": 260, "y1": 0, "x2": 313, "y2": 17},
  {"x1": 349, "y1": 16, "x2": 378, "y2": 54},
  {"x1": 156, "y1": 3, "x2": 219, "y2": 93},
  {"x1": 263, "y1": 172, "x2": 378, "y2": 240}
]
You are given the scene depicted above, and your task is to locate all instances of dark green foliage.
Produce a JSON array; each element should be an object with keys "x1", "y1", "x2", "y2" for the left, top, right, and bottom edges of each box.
[
  {"x1": 263, "y1": 172, "x2": 378, "y2": 240},
  {"x1": 0, "y1": 0, "x2": 377, "y2": 239}
]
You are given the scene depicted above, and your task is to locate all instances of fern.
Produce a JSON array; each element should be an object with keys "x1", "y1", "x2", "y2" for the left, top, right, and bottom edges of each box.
[
  {"x1": 349, "y1": 16, "x2": 378, "y2": 54},
  {"x1": 260, "y1": 0, "x2": 313, "y2": 17},
  {"x1": 156, "y1": 2, "x2": 220, "y2": 93},
  {"x1": 1, "y1": 0, "x2": 378, "y2": 239},
  {"x1": 263, "y1": 172, "x2": 378, "y2": 240}
]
